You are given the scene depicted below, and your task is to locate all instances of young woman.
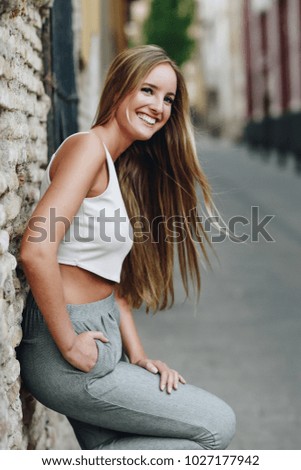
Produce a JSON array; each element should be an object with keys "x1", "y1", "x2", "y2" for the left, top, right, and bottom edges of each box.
[{"x1": 18, "y1": 45, "x2": 236, "y2": 450}]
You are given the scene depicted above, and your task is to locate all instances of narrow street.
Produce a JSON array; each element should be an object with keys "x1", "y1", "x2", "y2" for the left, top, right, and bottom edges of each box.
[{"x1": 133, "y1": 135, "x2": 301, "y2": 450}]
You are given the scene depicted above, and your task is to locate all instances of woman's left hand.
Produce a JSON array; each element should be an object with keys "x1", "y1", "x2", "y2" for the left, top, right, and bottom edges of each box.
[{"x1": 134, "y1": 358, "x2": 186, "y2": 394}]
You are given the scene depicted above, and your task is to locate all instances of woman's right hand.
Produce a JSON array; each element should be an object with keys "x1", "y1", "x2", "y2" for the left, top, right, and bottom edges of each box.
[{"x1": 63, "y1": 331, "x2": 109, "y2": 372}]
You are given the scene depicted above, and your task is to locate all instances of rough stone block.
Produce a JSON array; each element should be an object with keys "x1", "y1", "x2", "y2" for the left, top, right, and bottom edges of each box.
[
  {"x1": 0, "y1": 230, "x2": 9, "y2": 255},
  {"x1": 0, "y1": 173, "x2": 8, "y2": 196},
  {"x1": 0, "y1": 206, "x2": 7, "y2": 227},
  {"x1": 0, "y1": 389, "x2": 9, "y2": 450},
  {"x1": 2, "y1": 193, "x2": 22, "y2": 222},
  {"x1": 4, "y1": 357, "x2": 20, "y2": 386}
]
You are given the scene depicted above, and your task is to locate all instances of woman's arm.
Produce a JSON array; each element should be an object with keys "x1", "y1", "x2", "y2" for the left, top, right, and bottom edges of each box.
[
  {"x1": 20, "y1": 132, "x2": 109, "y2": 372},
  {"x1": 115, "y1": 291, "x2": 186, "y2": 393},
  {"x1": 115, "y1": 293, "x2": 148, "y2": 364}
]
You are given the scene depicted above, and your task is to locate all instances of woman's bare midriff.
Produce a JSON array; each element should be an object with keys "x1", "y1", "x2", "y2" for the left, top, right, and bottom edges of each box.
[{"x1": 59, "y1": 264, "x2": 116, "y2": 304}]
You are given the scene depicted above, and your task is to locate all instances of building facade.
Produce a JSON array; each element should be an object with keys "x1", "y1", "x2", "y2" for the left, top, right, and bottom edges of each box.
[
  {"x1": 244, "y1": 0, "x2": 301, "y2": 158},
  {"x1": 198, "y1": 0, "x2": 247, "y2": 139},
  {"x1": 75, "y1": 0, "x2": 130, "y2": 132}
]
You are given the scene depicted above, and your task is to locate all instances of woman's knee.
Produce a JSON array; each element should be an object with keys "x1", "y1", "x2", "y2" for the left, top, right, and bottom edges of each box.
[
  {"x1": 213, "y1": 403, "x2": 236, "y2": 449},
  {"x1": 193, "y1": 401, "x2": 236, "y2": 450}
]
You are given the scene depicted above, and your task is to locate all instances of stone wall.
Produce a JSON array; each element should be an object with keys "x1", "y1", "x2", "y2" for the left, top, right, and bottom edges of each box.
[{"x1": 0, "y1": 0, "x2": 78, "y2": 450}]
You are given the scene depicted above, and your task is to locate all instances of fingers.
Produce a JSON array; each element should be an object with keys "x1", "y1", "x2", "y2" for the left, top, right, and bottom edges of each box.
[
  {"x1": 172, "y1": 371, "x2": 179, "y2": 391},
  {"x1": 145, "y1": 361, "x2": 159, "y2": 374},
  {"x1": 179, "y1": 374, "x2": 186, "y2": 385},
  {"x1": 154, "y1": 362, "x2": 186, "y2": 394},
  {"x1": 159, "y1": 370, "x2": 169, "y2": 392},
  {"x1": 134, "y1": 358, "x2": 158, "y2": 374},
  {"x1": 160, "y1": 369, "x2": 179, "y2": 394},
  {"x1": 89, "y1": 331, "x2": 109, "y2": 343},
  {"x1": 134, "y1": 358, "x2": 187, "y2": 394}
]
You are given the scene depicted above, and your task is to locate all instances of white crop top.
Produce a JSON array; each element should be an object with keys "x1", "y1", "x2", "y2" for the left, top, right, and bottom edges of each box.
[{"x1": 39, "y1": 139, "x2": 133, "y2": 283}]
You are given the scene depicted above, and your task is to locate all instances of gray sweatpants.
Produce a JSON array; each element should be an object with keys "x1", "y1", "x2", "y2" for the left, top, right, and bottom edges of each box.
[{"x1": 17, "y1": 290, "x2": 236, "y2": 450}]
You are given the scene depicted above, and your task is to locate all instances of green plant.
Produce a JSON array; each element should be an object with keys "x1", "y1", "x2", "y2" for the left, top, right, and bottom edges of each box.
[{"x1": 143, "y1": 0, "x2": 196, "y2": 67}]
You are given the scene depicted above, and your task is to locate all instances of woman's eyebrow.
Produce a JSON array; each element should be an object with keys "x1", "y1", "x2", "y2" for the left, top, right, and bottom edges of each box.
[{"x1": 142, "y1": 82, "x2": 176, "y2": 97}]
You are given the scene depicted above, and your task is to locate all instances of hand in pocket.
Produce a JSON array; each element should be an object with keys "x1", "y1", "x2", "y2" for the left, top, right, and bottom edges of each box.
[{"x1": 63, "y1": 331, "x2": 109, "y2": 372}]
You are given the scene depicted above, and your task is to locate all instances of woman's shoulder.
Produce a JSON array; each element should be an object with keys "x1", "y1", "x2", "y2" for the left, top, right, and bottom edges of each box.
[
  {"x1": 56, "y1": 131, "x2": 104, "y2": 155},
  {"x1": 50, "y1": 131, "x2": 106, "y2": 181}
]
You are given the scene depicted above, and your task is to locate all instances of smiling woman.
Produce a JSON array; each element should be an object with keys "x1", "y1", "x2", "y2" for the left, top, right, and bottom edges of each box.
[{"x1": 17, "y1": 45, "x2": 236, "y2": 450}]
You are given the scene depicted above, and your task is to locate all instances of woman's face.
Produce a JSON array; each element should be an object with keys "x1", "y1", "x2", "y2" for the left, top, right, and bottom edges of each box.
[{"x1": 114, "y1": 63, "x2": 177, "y2": 142}]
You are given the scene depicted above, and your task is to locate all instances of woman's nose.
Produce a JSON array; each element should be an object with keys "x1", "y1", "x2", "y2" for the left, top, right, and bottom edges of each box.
[{"x1": 150, "y1": 96, "x2": 164, "y2": 114}]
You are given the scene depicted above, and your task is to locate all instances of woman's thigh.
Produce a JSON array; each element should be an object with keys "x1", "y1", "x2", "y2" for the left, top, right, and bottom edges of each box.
[{"x1": 75, "y1": 360, "x2": 236, "y2": 450}]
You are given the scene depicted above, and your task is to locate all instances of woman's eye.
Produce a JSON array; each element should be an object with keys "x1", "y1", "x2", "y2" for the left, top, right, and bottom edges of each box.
[
  {"x1": 164, "y1": 96, "x2": 174, "y2": 105},
  {"x1": 141, "y1": 87, "x2": 153, "y2": 95}
]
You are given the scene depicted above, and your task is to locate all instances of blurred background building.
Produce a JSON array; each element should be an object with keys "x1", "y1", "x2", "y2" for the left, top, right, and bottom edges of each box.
[
  {"x1": 74, "y1": 0, "x2": 130, "y2": 132},
  {"x1": 243, "y1": 0, "x2": 301, "y2": 161},
  {"x1": 197, "y1": 0, "x2": 246, "y2": 139},
  {"x1": 1, "y1": 0, "x2": 300, "y2": 450}
]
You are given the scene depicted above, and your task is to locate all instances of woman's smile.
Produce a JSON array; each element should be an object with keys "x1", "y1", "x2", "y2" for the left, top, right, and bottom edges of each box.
[{"x1": 137, "y1": 112, "x2": 157, "y2": 126}]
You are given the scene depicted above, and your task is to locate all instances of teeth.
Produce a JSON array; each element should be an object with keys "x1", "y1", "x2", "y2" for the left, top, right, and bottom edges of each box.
[{"x1": 137, "y1": 113, "x2": 156, "y2": 125}]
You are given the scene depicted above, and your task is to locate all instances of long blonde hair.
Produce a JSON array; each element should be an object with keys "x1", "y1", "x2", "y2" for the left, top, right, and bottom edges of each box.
[{"x1": 92, "y1": 45, "x2": 217, "y2": 313}]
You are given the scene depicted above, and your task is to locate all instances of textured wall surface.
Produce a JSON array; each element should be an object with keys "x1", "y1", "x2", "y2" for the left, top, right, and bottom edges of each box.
[{"x1": 0, "y1": 0, "x2": 78, "y2": 450}]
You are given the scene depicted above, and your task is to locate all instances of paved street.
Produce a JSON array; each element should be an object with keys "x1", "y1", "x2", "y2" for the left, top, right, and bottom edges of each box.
[{"x1": 133, "y1": 134, "x2": 301, "y2": 450}]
